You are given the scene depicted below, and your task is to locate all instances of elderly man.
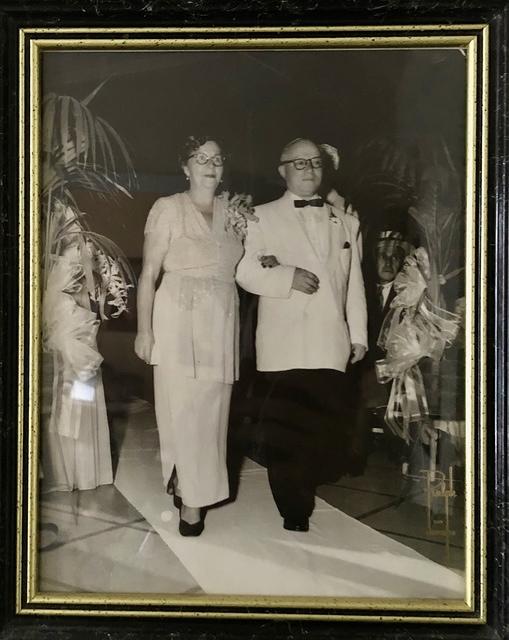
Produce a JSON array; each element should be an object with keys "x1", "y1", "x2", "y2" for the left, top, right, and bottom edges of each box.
[
  {"x1": 361, "y1": 225, "x2": 411, "y2": 407},
  {"x1": 352, "y1": 223, "x2": 412, "y2": 469},
  {"x1": 236, "y1": 138, "x2": 367, "y2": 531}
]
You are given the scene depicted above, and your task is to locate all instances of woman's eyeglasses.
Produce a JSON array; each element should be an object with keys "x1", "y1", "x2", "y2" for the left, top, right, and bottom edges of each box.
[
  {"x1": 279, "y1": 156, "x2": 323, "y2": 170},
  {"x1": 189, "y1": 152, "x2": 225, "y2": 167}
]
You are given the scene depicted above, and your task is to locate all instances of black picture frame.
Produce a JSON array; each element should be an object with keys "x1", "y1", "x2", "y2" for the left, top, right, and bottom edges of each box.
[{"x1": 1, "y1": 1, "x2": 507, "y2": 639}]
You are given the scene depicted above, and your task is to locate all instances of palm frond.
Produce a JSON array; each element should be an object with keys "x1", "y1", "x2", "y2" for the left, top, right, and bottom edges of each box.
[
  {"x1": 59, "y1": 96, "x2": 73, "y2": 164},
  {"x1": 54, "y1": 213, "x2": 86, "y2": 244},
  {"x1": 96, "y1": 116, "x2": 137, "y2": 191},
  {"x1": 94, "y1": 118, "x2": 115, "y2": 178},
  {"x1": 83, "y1": 103, "x2": 97, "y2": 171},
  {"x1": 41, "y1": 88, "x2": 137, "y2": 317},
  {"x1": 42, "y1": 94, "x2": 57, "y2": 154},
  {"x1": 82, "y1": 77, "x2": 112, "y2": 108},
  {"x1": 58, "y1": 163, "x2": 132, "y2": 200},
  {"x1": 81, "y1": 230, "x2": 136, "y2": 285},
  {"x1": 70, "y1": 96, "x2": 86, "y2": 164},
  {"x1": 62, "y1": 186, "x2": 80, "y2": 213}
]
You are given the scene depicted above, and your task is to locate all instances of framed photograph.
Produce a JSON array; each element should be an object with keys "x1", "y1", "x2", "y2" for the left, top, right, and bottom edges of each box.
[{"x1": 1, "y1": 2, "x2": 507, "y2": 639}]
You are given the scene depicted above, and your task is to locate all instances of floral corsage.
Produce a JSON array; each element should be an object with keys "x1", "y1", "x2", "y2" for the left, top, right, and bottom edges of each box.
[{"x1": 223, "y1": 191, "x2": 259, "y2": 239}]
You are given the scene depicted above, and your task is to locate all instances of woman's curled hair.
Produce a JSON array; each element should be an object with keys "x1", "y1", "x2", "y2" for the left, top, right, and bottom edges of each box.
[{"x1": 178, "y1": 134, "x2": 226, "y2": 166}]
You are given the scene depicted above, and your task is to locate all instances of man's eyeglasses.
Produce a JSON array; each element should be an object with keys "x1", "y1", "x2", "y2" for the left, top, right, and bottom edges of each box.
[
  {"x1": 188, "y1": 152, "x2": 225, "y2": 167},
  {"x1": 279, "y1": 156, "x2": 323, "y2": 170}
]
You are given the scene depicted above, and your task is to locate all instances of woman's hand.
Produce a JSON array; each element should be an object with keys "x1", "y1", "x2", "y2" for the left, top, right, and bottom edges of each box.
[
  {"x1": 258, "y1": 254, "x2": 280, "y2": 269},
  {"x1": 135, "y1": 331, "x2": 154, "y2": 364},
  {"x1": 326, "y1": 189, "x2": 359, "y2": 218},
  {"x1": 326, "y1": 188, "x2": 345, "y2": 210}
]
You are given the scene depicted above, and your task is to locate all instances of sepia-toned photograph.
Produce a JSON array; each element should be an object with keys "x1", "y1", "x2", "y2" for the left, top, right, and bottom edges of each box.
[{"x1": 34, "y1": 41, "x2": 472, "y2": 604}]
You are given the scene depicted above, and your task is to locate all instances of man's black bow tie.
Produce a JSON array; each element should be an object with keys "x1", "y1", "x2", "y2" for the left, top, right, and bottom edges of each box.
[{"x1": 294, "y1": 198, "x2": 324, "y2": 208}]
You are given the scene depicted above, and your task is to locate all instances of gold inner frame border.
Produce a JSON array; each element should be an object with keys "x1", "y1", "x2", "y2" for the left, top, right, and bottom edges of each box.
[{"x1": 16, "y1": 25, "x2": 489, "y2": 622}]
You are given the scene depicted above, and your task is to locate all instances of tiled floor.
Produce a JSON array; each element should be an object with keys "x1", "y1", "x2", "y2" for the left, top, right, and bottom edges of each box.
[
  {"x1": 38, "y1": 406, "x2": 464, "y2": 593},
  {"x1": 317, "y1": 447, "x2": 465, "y2": 571},
  {"x1": 39, "y1": 485, "x2": 202, "y2": 593}
]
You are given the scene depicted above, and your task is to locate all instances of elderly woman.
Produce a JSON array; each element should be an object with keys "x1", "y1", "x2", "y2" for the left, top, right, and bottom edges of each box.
[{"x1": 135, "y1": 136, "x2": 244, "y2": 536}]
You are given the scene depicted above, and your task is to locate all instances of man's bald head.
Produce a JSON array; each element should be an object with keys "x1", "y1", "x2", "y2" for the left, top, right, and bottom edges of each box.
[
  {"x1": 279, "y1": 138, "x2": 320, "y2": 163},
  {"x1": 278, "y1": 138, "x2": 323, "y2": 198}
]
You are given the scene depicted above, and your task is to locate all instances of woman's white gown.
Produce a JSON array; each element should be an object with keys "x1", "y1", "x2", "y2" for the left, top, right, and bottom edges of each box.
[{"x1": 146, "y1": 192, "x2": 243, "y2": 508}]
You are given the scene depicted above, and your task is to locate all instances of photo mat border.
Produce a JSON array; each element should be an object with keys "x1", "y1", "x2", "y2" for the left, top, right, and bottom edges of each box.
[{"x1": 14, "y1": 23, "x2": 488, "y2": 624}]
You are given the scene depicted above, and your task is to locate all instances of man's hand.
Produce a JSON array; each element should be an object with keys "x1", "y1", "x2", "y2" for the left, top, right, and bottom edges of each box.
[
  {"x1": 350, "y1": 343, "x2": 367, "y2": 364},
  {"x1": 259, "y1": 254, "x2": 280, "y2": 269},
  {"x1": 291, "y1": 267, "x2": 320, "y2": 294}
]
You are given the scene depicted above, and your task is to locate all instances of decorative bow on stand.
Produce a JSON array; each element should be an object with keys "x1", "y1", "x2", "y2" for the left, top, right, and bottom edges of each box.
[{"x1": 375, "y1": 247, "x2": 460, "y2": 443}]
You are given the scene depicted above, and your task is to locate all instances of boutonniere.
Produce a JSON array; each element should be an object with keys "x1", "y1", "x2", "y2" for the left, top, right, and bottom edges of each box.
[
  {"x1": 222, "y1": 191, "x2": 259, "y2": 239},
  {"x1": 329, "y1": 209, "x2": 339, "y2": 224}
]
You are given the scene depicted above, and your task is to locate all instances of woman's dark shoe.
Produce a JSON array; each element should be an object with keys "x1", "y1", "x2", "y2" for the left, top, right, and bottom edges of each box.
[
  {"x1": 173, "y1": 495, "x2": 182, "y2": 509},
  {"x1": 179, "y1": 516, "x2": 204, "y2": 537}
]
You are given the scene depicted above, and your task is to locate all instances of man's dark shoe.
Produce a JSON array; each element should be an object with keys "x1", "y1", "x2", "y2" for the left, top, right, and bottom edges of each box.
[{"x1": 283, "y1": 518, "x2": 309, "y2": 532}]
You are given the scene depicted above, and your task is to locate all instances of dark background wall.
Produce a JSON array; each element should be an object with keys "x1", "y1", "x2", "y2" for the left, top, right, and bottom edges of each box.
[{"x1": 42, "y1": 48, "x2": 467, "y2": 402}]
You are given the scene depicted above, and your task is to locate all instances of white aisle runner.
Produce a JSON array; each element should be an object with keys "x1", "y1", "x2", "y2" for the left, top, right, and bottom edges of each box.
[{"x1": 114, "y1": 406, "x2": 465, "y2": 598}]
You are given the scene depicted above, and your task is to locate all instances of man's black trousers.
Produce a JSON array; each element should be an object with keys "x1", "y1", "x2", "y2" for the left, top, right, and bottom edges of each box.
[{"x1": 260, "y1": 368, "x2": 354, "y2": 522}]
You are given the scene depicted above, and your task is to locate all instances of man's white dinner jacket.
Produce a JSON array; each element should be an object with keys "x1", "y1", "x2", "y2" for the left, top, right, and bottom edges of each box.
[{"x1": 236, "y1": 191, "x2": 368, "y2": 373}]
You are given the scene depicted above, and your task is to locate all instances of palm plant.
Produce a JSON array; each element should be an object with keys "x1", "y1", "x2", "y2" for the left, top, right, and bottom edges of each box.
[
  {"x1": 42, "y1": 84, "x2": 136, "y2": 320},
  {"x1": 40, "y1": 83, "x2": 139, "y2": 492},
  {"x1": 351, "y1": 134, "x2": 464, "y2": 308},
  {"x1": 41, "y1": 83, "x2": 139, "y2": 414}
]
